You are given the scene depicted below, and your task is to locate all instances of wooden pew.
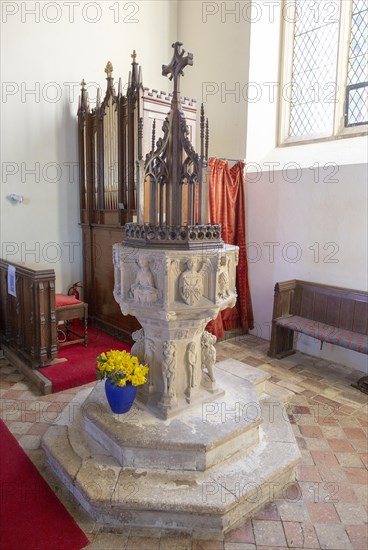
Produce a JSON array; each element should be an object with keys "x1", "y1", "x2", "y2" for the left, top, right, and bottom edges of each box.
[{"x1": 268, "y1": 280, "x2": 368, "y2": 359}]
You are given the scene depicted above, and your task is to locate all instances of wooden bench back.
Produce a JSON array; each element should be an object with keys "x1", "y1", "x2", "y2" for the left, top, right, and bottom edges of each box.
[
  {"x1": 291, "y1": 281, "x2": 368, "y2": 335},
  {"x1": 0, "y1": 259, "x2": 57, "y2": 367}
]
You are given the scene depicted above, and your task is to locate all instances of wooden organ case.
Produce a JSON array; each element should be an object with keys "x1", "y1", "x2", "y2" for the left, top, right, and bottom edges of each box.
[{"x1": 77, "y1": 53, "x2": 197, "y2": 340}]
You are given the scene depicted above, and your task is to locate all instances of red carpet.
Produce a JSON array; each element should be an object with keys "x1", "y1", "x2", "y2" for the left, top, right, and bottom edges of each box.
[
  {"x1": 41, "y1": 327, "x2": 130, "y2": 393},
  {"x1": 0, "y1": 419, "x2": 89, "y2": 550}
]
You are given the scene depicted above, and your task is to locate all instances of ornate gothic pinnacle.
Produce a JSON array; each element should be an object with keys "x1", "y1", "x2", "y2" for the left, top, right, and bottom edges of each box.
[{"x1": 104, "y1": 61, "x2": 113, "y2": 78}]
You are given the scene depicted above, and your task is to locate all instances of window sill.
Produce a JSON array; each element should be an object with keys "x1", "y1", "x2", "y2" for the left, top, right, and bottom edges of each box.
[{"x1": 246, "y1": 135, "x2": 368, "y2": 172}]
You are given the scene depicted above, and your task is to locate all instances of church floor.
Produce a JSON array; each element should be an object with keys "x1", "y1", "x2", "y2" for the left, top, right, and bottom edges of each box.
[{"x1": 0, "y1": 334, "x2": 367, "y2": 550}]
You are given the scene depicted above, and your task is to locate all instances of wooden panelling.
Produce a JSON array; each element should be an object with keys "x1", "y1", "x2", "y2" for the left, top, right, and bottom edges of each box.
[
  {"x1": 83, "y1": 226, "x2": 140, "y2": 339},
  {"x1": 313, "y1": 292, "x2": 328, "y2": 324},
  {"x1": 299, "y1": 289, "x2": 315, "y2": 319},
  {"x1": 353, "y1": 301, "x2": 368, "y2": 334},
  {"x1": 325, "y1": 295, "x2": 341, "y2": 327},
  {"x1": 339, "y1": 298, "x2": 355, "y2": 331},
  {"x1": 0, "y1": 260, "x2": 57, "y2": 367}
]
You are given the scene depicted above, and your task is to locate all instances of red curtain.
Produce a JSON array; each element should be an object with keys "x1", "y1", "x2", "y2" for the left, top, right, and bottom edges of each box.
[{"x1": 206, "y1": 158, "x2": 254, "y2": 339}]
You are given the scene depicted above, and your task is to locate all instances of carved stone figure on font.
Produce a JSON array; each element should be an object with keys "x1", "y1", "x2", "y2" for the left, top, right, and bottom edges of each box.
[
  {"x1": 130, "y1": 257, "x2": 158, "y2": 304},
  {"x1": 218, "y1": 255, "x2": 231, "y2": 300},
  {"x1": 131, "y1": 329, "x2": 145, "y2": 363},
  {"x1": 162, "y1": 341, "x2": 176, "y2": 398},
  {"x1": 187, "y1": 342, "x2": 197, "y2": 388},
  {"x1": 201, "y1": 331, "x2": 217, "y2": 383}
]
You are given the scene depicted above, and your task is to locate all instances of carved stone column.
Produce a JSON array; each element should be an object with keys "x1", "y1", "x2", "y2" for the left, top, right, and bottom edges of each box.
[{"x1": 113, "y1": 242, "x2": 238, "y2": 419}]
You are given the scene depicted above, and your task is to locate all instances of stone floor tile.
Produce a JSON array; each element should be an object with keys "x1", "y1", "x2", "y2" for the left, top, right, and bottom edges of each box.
[
  {"x1": 298, "y1": 482, "x2": 326, "y2": 503},
  {"x1": 345, "y1": 524, "x2": 368, "y2": 550},
  {"x1": 299, "y1": 426, "x2": 323, "y2": 438},
  {"x1": 314, "y1": 524, "x2": 353, "y2": 549},
  {"x1": 342, "y1": 427, "x2": 366, "y2": 440},
  {"x1": 9, "y1": 381, "x2": 30, "y2": 390},
  {"x1": 300, "y1": 390, "x2": 318, "y2": 399},
  {"x1": 276, "y1": 499, "x2": 309, "y2": 522},
  {"x1": 252, "y1": 520, "x2": 287, "y2": 547},
  {"x1": 296, "y1": 436, "x2": 308, "y2": 450},
  {"x1": 2, "y1": 389, "x2": 29, "y2": 399},
  {"x1": 159, "y1": 536, "x2": 192, "y2": 549},
  {"x1": 318, "y1": 416, "x2": 340, "y2": 426},
  {"x1": 353, "y1": 484, "x2": 368, "y2": 506},
  {"x1": 342, "y1": 468, "x2": 368, "y2": 485},
  {"x1": 339, "y1": 405, "x2": 359, "y2": 415},
  {"x1": 339, "y1": 391, "x2": 368, "y2": 406},
  {"x1": 224, "y1": 519, "x2": 255, "y2": 543},
  {"x1": 320, "y1": 425, "x2": 345, "y2": 438},
  {"x1": 128, "y1": 527, "x2": 162, "y2": 539},
  {"x1": 298, "y1": 381, "x2": 329, "y2": 393},
  {"x1": 277, "y1": 380, "x2": 305, "y2": 394},
  {"x1": 224, "y1": 544, "x2": 255, "y2": 550},
  {"x1": 192, "y1": 541, "x2": 224, "y2": 550},
  {"x1": 88, "y1": 531, "x2": 128, "y2": 549},
  {"x1": 241, "y1": 355, "x2": 265, "y2": 367},
  {"x1": 307, "y1": 503, "x2": 340, "y2": 523},
  {"x1": 3, "y1": 372, "x2": 25, "y2": 382},
  {"x1": 355, "y1": 415, "x2": 368, "y2": 428},
  {"x1": 0, "y1": 380, "x2": 15, "y2": 390},
  {"x1": 327, "y1": 438, "x2": 354, "y2": 453},
  {"x1": 126, "y1": 536, "x2": 161, "y2": 550},
  {"x1": 296, "y1": 465, "x2": 322, "y2": 482},
  {"x1": 18, "y1": 434, "x2": 42, "y2": 450},
  {"x1": 335, "y1": 452, "x2": 364, "y2": 468},
  {"x1": 294, "y1": 415, "x2": 319, "y2": 426},
  {"x1": 359, "y1": 452, "x2": 367, "y2": 467},
  {"x1": 310, "y1": 450, "x2": 338, "y2": 465},
  {"x1": 6, "y1": 420, "x2": 32, "y2": 435},
  {"x1": 282, "y1": 521, "x2": 319, "y2": 548},
  {"x1": 26, "y1": 422, "x2": 51, "y2": 436},
  {"x1": 349, "y1": 439, "x2": 368, "y2": 453},
  {"x1": 332, "y1": 483, "x2": 359, "y2": 504},
  {"x1": 335, "y1": 503, "x2": 368, "y2": 525},
  {"x1": 304, "y1": 438, "x2": 330, "y2": 451},
  {"x1": 318, "y1": 465, "x2": 348, "y2": 483}
]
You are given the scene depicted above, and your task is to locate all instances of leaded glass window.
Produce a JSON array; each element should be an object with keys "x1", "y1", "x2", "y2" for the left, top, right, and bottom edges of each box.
[
  {"x1": 280, "y1": 0, "x2": 368, "y2": 144},
  {"x1": 345, "y1": 0, "x2": 368, "y2": 127},
  {"x1": 289, "y1": 0, "x2": 340, "y2": 138}
]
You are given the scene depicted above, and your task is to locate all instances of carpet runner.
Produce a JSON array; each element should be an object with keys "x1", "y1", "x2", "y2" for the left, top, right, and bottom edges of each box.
[
  {"x1": 0, "y1": 419, "x2": 89, "y2": 550},
  {"x1": 41, "y1": 327, "x2": 131, "y2": 393}
]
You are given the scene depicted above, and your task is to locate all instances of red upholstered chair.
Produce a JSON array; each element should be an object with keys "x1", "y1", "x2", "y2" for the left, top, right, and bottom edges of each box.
[{"x1": 55, "y1": 294, "x2": 88, "y2": 347}]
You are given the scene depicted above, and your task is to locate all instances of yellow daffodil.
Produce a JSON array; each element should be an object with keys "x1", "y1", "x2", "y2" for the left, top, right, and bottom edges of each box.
[{"x1": 96, "y1": 349, "x2": 149, "y2": 387}]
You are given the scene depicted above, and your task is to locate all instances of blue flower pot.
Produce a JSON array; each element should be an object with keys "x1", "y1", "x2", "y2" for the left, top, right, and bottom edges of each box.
[{"x1": 104, "y1": 380, "x2": 137, "y2": 414}]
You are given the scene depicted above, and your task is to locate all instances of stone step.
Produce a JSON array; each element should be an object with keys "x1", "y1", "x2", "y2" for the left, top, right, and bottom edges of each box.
[
  {"x1": 42, "y1": 369, "x2": 301, "y2": 535},
  {"x1": 215, "y1": 359, "x2": 271, "y2": 396},
  {"x1": 83, "y1": 367, "x2": 262, "y2": 472},
  {"x1": 261, "y1": 381, "x2": 296, "y2": 403}
]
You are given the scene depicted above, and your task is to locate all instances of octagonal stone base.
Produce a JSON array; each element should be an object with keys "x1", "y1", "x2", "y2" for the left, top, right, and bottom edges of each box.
[
  {"x1": 42, "y1": 361, "x2": 301, "y2": 534},
  {"x1": 83, "y1": 364, "x2": 261, "y2": 472}
]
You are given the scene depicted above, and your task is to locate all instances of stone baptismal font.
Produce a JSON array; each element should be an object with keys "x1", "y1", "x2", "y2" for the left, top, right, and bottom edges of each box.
[{"x1": 43, "y1": 43, "x2": 300, "y2": 534}]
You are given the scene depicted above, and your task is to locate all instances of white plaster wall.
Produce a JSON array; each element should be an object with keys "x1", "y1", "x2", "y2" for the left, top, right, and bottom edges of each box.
[
  {"x1": 177, "y1": 0, "x2": 251, "y2": 158},
  {"x1": 246, "y1": 1, "x2": 368, "y2": 372},
  {"x1": 0, "y1": 0, "x2": 178, "y2": 292}
]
